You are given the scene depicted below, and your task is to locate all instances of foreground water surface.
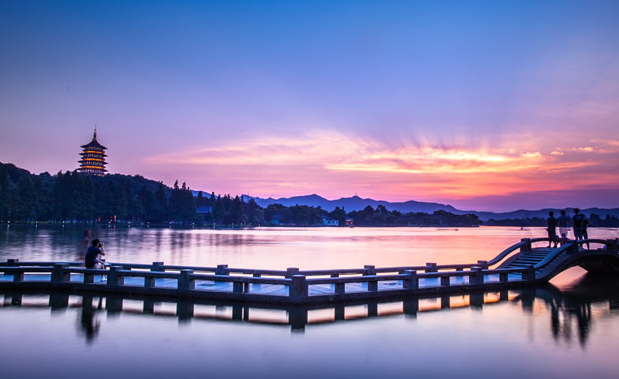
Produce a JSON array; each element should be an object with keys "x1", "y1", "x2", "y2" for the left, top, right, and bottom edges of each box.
[{"x1": 1, "y1": 225, "x2": 618, "y2": 378}]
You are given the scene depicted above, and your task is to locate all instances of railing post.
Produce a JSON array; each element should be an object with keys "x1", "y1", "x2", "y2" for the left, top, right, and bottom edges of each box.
[
  {"x1": 13, "y1": 269, "x2": 24, "y2": 283},
  {"x1": 364, "y1": 265, "x2": 377, "y2": 291},
  {"x1": 522, "y1": 266, "x2": 536, "y2": 281},
  {"x1": 289, "y1": 274, "x2": 307, "y2": 301},
  {"x1": 215, "y1": 264, "x2": 229, "y2": 275},
  {"x1": 403, "y1": 270, "x2": 418, "y2": 290},
  {"x1": 499, "y1": 272, "x2": 509, "y2": 283},
  {"x1": 151, "y1": 261, "x2": 165, "y2": 272},
  {"x1": 51, "y1": 263, "x2": 70, "y2": 285},
  {"x1": 469, "y1": 267, "x2": 484, "y2": 285},
  {"x1": 440, "y1": 275, "x2": 450, "y2": 287},
  {"x1": 425, "y1": 263, "x2": 437, "y2": 273},
  {"x1": 144, "y1": 275, "x2": 156, "y2": 289},
  {"x1": 368, "y1": 279, "x2": 378, "y2": 292},
  {"x1": 107, "y1": 266, "x2": 124, "y2": 287},
  {"x1": 178, "y1": 269, "x2": 195, "y2": 293},
  {"x1": 233, "y1": 281, "x2": 244, "y2": 293},
  {"x1": 335, "y1": 282, "x2": 346, "y2": 294},
  {"x1": 520, "y1": 238, "x2": 532, "y2": 252},
  {"x1": 285, "y1": 267, "x2": 300, "y2": 278}
]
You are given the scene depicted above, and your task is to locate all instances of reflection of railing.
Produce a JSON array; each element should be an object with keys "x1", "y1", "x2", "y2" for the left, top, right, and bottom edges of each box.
[
  {"x1": 2, "y1": 284, "x2": 617, "y2": 342},
  {"x1": 0, "y1": 288, "x2": 520, "y2": 333},
  {"x1": 1, "y1": 238, "x2": 617, "y2": 305}
]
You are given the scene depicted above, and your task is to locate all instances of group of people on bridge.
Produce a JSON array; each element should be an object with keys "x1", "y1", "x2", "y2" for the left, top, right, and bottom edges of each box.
[{"x1": 547, "y1": 208, "x2": 591, "y2": 248}]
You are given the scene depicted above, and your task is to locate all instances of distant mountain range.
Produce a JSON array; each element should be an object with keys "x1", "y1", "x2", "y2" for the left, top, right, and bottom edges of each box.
[{"x1": 243, "y1": 194, "x2": 619, "y2": 222}]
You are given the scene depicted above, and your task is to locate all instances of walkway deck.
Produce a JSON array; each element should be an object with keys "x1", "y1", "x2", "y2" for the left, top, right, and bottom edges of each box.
[{"x1": 1, "y1": 238, "x2": 617, "y2": 305}]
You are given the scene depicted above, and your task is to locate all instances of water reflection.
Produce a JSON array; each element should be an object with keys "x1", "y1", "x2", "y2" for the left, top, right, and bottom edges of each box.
[
  {"x1": 3, "y1": 273, "x2": 618, "y2": 347},
  {"x1": 79, "y1": 295, "x2": 104, "y2": 343},
  {"x1": 3, "y1": 224, "x2": 617, "y2": 272}
]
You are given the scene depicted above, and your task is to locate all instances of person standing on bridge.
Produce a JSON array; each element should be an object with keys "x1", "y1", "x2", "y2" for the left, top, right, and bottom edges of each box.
[
  {"x1": 547, "y1": 211, "x2": 558, "y2": 248},
  {"x1": 557, "y1": 210, "x2": 571, "y2": 244},
  {"x1": 573, "y1": 208, "x2": 586, "y2": 242}
]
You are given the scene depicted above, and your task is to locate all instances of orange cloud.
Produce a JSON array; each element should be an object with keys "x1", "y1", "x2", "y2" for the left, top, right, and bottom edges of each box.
[{"x1": 144, "y1": 131, "x2": 619, "y2": 202}]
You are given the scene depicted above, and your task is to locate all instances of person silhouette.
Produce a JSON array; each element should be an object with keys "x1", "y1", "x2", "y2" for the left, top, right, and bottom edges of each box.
[
  {"x1": 573, "y1": 208, "x2": 586, "y2": 242},
  {"x1": 85, "y1": 239, "x2": 106, "y2": 269},
  {"x1": 557, "y1": 210, "x2": 571, "y2": 244},
  {"x1": 547, "y1": 211, "x2": 558, "y2": 248}
]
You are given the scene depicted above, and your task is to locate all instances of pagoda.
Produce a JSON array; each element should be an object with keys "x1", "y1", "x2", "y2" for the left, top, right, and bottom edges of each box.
[{"x1": 78, "y1": 129, "x2": 108, "y2": 176}]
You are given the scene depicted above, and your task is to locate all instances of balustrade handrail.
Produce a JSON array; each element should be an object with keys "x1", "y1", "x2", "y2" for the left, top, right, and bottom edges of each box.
[
  {"x1": 486, "y1": 238, "x2": 549, "y2": 267},
  {"x1": 534, "y1": 239, "x2": 618, "y2": 271},
  {"x1": 2, "y1": 237, "x2": 616, "y2": 303}
]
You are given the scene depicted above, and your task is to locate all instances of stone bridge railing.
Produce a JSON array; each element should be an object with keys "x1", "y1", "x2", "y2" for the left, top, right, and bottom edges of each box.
[{"x1": 1, "y1": 238, "x2": 617, "y2": 304}]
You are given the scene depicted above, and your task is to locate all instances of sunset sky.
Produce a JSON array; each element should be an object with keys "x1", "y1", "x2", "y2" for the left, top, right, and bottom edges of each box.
[{"x1": 1, "y1": 0, "x2": 618, "y2": 211}]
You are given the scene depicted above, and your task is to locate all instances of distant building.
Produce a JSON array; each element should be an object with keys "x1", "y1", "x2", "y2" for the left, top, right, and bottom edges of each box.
[
  {"x1": 78, "y1": 129, "x2": 108, "y2": 176},
  {"x1": 322, "y1": 217, "x2": 339, "y2": 226}
]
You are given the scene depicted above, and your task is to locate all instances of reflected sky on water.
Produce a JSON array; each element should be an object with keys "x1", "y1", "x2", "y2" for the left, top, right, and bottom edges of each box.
[
  {"x1": 1, "y1": 225, "x2": 619, "y2": 378},
  {"x1": 2, "y1": 225, "x2": 618, "y2": 271},
  {"x1": 1, "y1": 274, "x2": 618, "y2": 379}
]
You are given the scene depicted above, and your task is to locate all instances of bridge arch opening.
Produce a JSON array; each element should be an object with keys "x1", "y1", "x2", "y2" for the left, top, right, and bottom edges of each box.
[{"x1": 549, "y1": 267, "x2": 587, "y2": 287}]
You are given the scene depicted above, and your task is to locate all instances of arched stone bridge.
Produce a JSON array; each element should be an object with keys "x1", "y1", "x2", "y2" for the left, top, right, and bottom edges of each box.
[{"x1": 495, "y1": 238, "x2": 619, "y2": 282}]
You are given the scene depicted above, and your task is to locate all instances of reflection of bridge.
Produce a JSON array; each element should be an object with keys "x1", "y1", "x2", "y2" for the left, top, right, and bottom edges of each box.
[
  {"x1": 0, "y1": 238, "x2": 617, "y2": 305},
  {"x1": 2, "y1": 275, "x2": 618, "y2": 342}
]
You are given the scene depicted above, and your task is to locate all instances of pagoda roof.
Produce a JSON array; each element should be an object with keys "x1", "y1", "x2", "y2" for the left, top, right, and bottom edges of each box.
[{"x1": 81, "y1": 129, "x2": 107, "y2": 150}]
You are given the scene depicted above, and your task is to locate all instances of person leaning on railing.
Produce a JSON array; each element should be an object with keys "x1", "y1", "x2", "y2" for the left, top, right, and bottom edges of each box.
[{"x1": 85, "y1": 239, "x2": 106, "y2": 269}]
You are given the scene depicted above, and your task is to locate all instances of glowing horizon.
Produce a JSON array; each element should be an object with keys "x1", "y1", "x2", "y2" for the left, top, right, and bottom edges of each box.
[{"x1": 1, "y1": 1, "x2": 618, "y2": 212}]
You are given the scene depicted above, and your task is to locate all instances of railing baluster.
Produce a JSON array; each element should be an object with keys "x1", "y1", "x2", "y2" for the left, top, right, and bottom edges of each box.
[
  {"x1": 144, "y1": 275, "x2": 156, "y2": 288},
  {"x1": 425, "y1": 263, "x2": 437, "y2": 273},
  {"x1": 520, "y1": 238, "x2": 532, "y2": 252},
  {"x1": 499, "y1": 272, "x2": 508, "y2": 283},
  {"x1": 403, "y1": 270, "x2": 418, "y2": 290},
  {"x1": 335, "y1": 282, "x2": 345, "y2": 294},
  {"x1": 440, "y1": 275, "x2": 450, "y2": 287},
  {"x1": 108, "y1": 266, "x2": 124, "y2": 287},
  {"x1": 522, "y1": 266, "x2": 535, "y2": 281},
  {"x1": 13, "y1": 270, "x2": 24, "y2": 283},
  {"x1": 52, "y1": 264, "x2": 69, "y2": 285},
  {"x1": 286, "y1": 267, "x2": 300, "y2": 278},
  {"x1": 469, "y1": 267, "x2": 483, "y2": 285},
  {"x1": 151, "y1": 261, "x2": 165, "y2": 272},
  {"x1": 364, "y1": 265, "x2": 377, "y2": 291},
  {"x1": 178, "y1": 269, "x2": 195, "y2": 293},
  {"x1": 216, "y1": 264, "x2": 229, "y2": 275},
  {"x1": 289, "y1": 275, "x2": 307, "y2": 300}
]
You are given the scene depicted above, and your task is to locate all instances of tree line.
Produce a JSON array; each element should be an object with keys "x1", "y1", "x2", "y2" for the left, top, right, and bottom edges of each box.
[{"x1": 0, "y1": 161, "x2": 494, "y2": 227}]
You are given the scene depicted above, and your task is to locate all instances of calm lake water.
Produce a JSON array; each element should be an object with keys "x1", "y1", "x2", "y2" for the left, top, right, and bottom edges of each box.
[{"x1": 1, "y1": 225, "x2": 618, "y2": 379}]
